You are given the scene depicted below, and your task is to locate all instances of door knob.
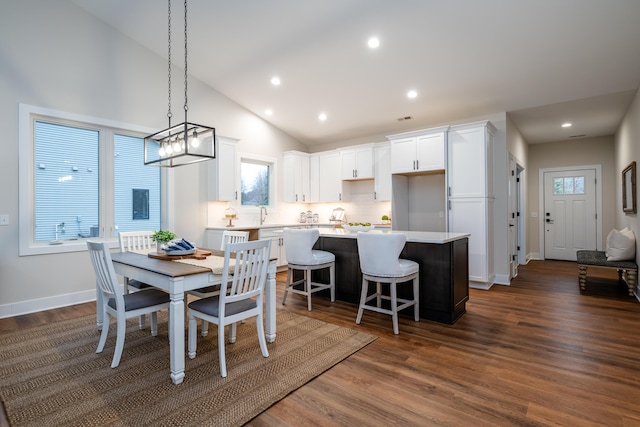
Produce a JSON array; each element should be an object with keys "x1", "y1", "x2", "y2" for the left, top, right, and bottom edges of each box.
[{"x1": 546, "y1": 219, "x2": 554, "y2": 223}]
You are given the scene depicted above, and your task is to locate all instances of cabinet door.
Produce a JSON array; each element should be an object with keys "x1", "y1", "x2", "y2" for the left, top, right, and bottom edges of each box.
[
  {"x1": 319, "y1": 151, "x2": 343, "y2": 202},
  {"x1": 354, "y1": 146, "x2": 374, "y2": 179},
  {"x1": 208, "y1": 139, "x2": 237, "y2": 201},
  {"x1": 340, "y1": 149, "x2": 357, "y2": 180},
  {"x1": 283, "y1": 152, "x2": 309, "y2": 202},
  {"x1": 308, "y1": 154, "x2": 320, "y2": 202},
  {"x1": 374, "y1": 144, "x2": 392, "y2": 201},
  {"x1": 390, "y1": 137, "x2": 417, "y2": 173},
  {"x1": 416, "y1": 132, "x2": 445, "y2": 171},
  {"x1": 448, "y1": 198, "x2": 491, "y2": 284},
  {"x1": 448, "y1": 126, "x2": 487, "y2": 198}
]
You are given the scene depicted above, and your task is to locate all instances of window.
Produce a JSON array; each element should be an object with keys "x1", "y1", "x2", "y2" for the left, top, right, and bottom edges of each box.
[
  {"x1": 240, "y1": 158, "x2": 272, "y2": 206},
  {"x1": 19, "y1": 104, "x2": 161, "y2": 255},
  {"x1": 553, "y1": 176, "x2": 585, "y2": 195}
]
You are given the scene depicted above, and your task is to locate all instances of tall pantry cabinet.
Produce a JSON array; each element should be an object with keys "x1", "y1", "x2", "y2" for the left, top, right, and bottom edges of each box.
[{"x1": 447, "y1": 121, "x2": 496, "y2": 288}]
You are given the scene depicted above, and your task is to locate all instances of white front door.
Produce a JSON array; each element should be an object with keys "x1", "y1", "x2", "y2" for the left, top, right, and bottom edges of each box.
[{"x1": 543, "y1": 169, "x2": 597, "y2": 261}]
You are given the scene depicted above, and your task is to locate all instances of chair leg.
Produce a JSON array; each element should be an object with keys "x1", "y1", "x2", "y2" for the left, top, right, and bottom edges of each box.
[
  {"x1": 282, "y1": 267, "x2": 292, "y2": 305},
  {"x1": 150, "y1": 312, "x2": 159, "y2": 336},
  {"x1": 376, "y1": 282, "x2": 382, "y2": 308},
  {"x1": 218, "y1": 324, "x2": 227, "y2": 378},
  {"x1": 201, "y1": 319, "x2": 209, "y2": 337},
  {"x1": 256, "y1": 313, "x2": 269, "y2": 358},
  {"x1": 356, "y1": 277, "x2": 368, "y2": 325},
  {"x1": 96, "y1": 309, "x2": 110, "y2": 353},
  {"x1": 305, "y1": 269, "x2": 312, "y2": 311},
  {"x1": 413, "y1": 276, "x2": 420, "y2": 321},
  {"x1": 330, "y1": 263, "x2": 336, "y2": 302},
  {"x1": 138, "y1": 314, "x2": 146, "y2": 330},
  {"x1": 112, "y1": 313, "x2": 127, "y2": 368},
  {"x1": 390, "y1": 280, "x2": 399, "y2": 335},
  {"x1": 229, "y1": 322, "x2": 237, "y2": 344},
  {"x1": 188, "y1": 313, "x2": 197, "y2": 359}
]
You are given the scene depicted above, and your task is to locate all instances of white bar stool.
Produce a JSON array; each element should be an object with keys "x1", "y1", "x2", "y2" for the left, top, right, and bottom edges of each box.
[
  {"x1": 356, "y1": 232, "x2": 419, "y2": 334},
  {"x1": 282, "y1": 228, "x2": 335, "y2": 311}
]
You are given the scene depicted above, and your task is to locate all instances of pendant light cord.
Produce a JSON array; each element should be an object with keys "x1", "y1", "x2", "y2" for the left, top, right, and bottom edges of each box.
[
  {"x1": 167, "y1": 0, "x2": 172, "y2": 128},
  {"x1": 183, "y1": 0, "x2": 188, "y2": 122}
]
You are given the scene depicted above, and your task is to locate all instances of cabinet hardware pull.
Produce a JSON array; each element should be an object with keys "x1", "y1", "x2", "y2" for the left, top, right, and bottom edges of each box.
[
  {"x1": 416, "y1": 160, "x2": 419, "y2": 170},
  {"x1": 235, "y1": 191, "x2": 238, "y2": 200}
]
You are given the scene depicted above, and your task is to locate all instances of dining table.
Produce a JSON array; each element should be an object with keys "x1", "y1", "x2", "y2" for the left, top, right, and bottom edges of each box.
[{"x1": 106, "y1": 249, "x2": 278, "y2": 385}]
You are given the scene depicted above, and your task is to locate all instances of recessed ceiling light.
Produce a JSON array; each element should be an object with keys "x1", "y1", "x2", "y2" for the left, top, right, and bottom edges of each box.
[
  {"x1": 318, "y1": 113, "x2": 327, "y2": 121},
  {"x1": 561, "y1": 122, "x2": 572, "y2": 128},
  {"x1": 368, "y1": 37, "x2": 380, "y2": 48},
  {"x1": 270, "y1": 77, "x2": 281, "y2": 86},
  {"x1": 265, "y1": 109, "x2": 273, "y2": 116},
  {"x1": 407, "y1": 90, "x2": 417, "y2": 99}
]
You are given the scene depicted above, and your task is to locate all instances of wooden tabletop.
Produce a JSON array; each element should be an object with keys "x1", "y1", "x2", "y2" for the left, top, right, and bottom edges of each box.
[{"x1": 111, "y1": 251, "x2": 219, "y2": 277}]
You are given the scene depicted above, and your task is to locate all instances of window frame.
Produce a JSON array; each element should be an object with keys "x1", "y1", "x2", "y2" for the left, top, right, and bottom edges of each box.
[
  {"x1": 237, "y1": 152, "x2": 277, "y2": 215},
  {"x1": 19, "y1": 104, "x2": 162, "y2": 256}
]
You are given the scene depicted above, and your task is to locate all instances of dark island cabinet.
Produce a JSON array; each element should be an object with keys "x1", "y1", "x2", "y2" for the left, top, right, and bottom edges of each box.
[{"x1": 314, "y1": 236, "x2": 469, "y2": 324}]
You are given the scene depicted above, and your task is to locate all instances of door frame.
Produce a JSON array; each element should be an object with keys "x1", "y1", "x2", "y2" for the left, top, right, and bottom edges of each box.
[
  {"x1": 538, "y1": 164, "x2": 603, "y2": 260},
  {"x1": 508, "y1": 154, "x2": 526, "y2": 278}
]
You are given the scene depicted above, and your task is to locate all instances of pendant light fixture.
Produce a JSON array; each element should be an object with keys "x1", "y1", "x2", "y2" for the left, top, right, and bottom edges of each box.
[{"x1": 144, "y1": 0, "x2": 215, "y2": 167}]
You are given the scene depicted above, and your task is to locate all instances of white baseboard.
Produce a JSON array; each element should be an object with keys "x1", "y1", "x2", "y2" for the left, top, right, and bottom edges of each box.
[
  {"x1": 528, "y1": 252, "x2": 542, "y2": 261},
  {"x1": 493, "y1": 273, "x2": 511, "y2": 286},
  {"x1": 470, "y1": 281, "x2": 493, "y2": 290},
  {"x1": 0, "y1": 289, "x2": 96, "y2": 319}
]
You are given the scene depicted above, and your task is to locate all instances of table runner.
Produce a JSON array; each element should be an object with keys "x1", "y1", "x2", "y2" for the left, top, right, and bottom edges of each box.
[{"x1": 174, "y1": 255, "x2": 235, "y2": 275}]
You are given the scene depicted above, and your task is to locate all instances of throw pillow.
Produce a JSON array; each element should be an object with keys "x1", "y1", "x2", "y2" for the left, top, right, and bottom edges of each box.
[{"x1": 606, "y1": 228, "x2": 636, "y2": 261}]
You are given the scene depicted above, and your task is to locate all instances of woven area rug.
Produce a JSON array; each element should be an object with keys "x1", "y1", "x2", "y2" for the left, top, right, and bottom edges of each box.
[{"x1": 0, "y1": 310, "x2": 376, "y2": 426}]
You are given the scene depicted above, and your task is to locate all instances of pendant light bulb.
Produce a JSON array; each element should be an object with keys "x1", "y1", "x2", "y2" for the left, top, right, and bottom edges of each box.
[
  {"x1": 172, "y1": 137, "x2": 181, "y2": 153},
  {"x1": 190, "y1": 129, "x2": 200, "y2": 148},
  {"x1": 158, "y1": 144, "x2": 166, "y2": 157}
]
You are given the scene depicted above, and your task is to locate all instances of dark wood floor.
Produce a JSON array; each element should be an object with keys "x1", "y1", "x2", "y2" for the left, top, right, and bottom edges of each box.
[{"x1": 2, "y1": 260, "x2": 640, "y2": 426}]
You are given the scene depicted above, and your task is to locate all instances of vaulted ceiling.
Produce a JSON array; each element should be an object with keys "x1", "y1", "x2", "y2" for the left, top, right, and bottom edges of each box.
[{"x1": 71, "y1": 0, "x2": 640, "y2": 147}]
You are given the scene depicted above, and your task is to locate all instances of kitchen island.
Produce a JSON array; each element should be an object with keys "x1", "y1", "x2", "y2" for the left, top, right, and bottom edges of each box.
[{"x1": 313, "y1": 228, "x2": 470, "y2": 324}]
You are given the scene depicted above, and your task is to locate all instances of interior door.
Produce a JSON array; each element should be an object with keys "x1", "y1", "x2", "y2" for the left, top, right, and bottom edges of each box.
[
  {"x1": 508, "y1": 156, "x2": 518, "y2": 277},
  {"x1": 543, "y1": 169, "x2": 596, "y2": 261}
]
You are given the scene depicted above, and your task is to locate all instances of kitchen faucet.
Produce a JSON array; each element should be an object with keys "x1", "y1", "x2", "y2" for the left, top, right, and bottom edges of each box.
[{"x1": 259, "y1": 205, "x2": 268, "y2": 225}]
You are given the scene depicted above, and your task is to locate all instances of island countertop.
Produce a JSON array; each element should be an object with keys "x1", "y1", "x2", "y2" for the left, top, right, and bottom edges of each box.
[{"x1": 316, "y1": 228, "x2": 470, "y2": 244}]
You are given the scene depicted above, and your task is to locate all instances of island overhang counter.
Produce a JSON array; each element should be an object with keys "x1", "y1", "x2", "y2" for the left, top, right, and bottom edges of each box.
[{"x1": 310, "y1": 228, "x2": 470, "y2": 324}]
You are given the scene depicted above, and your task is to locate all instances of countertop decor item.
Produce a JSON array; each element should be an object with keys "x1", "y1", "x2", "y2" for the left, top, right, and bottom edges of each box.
[
  {"x1": 343, "y1": 223, "x2": 375, "y2": 232},
  {"x1": 224, "y1": 206, "x2": 238, "y2": 227}
]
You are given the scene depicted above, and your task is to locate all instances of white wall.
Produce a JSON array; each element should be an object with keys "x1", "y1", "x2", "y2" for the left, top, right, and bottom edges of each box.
[
  {"x1": 614, "y1": 88, "x2": 640, "y2": 295},
  {"x1": 0, "y1": 1, "x2": 306, "y2": 316}
]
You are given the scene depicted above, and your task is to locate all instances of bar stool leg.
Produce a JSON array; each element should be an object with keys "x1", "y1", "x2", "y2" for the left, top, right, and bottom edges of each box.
[
  {"x1": 390, "y1": 279, "x2": 399, "y2": 335},
  {"x1": 305, "y1": 269, "x2": 312, "y2": 311},
  {"x1": 356, "y1": 277, "x2": 368, "y2": 324},
  {"x1": 413, "y1": 276, "x2": 420, "y2": 321}
]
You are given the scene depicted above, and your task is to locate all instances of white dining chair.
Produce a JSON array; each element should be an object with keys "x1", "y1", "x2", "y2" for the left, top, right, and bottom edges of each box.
[
  {"x1": 87, "y1": 240, "x2": 170, "y2": 368},
  {"x1": 282, "y1": 228, "x2": 335, "y2": 311},
  {"x1": 219, "y1": 230, "x2": 250, "y2": 250},
  {"x1": 187, "y1": 229, "x2": 251, "y2": 337},
  {"x1": 355, "y1": 232, "x2": 419, "y2": 334},
  {"x1": 187, "y1": 238, "x2": 272, "y2": 378},
  {"x1": 118, "y1": 230, "x2": 157, "y2": 329}
]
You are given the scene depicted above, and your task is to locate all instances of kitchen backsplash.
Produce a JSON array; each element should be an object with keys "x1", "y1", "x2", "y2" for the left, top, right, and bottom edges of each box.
[{"x1": 208, "y1": 180, "x2": 391, "y2": 227}]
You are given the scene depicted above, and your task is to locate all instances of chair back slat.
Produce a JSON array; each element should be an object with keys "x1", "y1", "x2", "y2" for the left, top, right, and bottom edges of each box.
[
  {"x1": 118, "y1": 230, "x2": 154, "y2": 252},
  {"x1": 220, "y1": 230, "x2": 250, "y2": 250},
  {"x1": 221, "y1": 239, "x2": 271, "y2": 306},
  {"x1": 87, "y1": 240, "x2": 124, "y2": 307}
]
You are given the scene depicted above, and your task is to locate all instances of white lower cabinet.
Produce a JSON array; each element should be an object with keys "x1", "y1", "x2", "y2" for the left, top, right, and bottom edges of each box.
[
  {"x1": 258, "y1": 228, "x2": 288, "y2": 270},
  {"x1": 448, "y1": 197, "x2": 494, "y2": 287}
]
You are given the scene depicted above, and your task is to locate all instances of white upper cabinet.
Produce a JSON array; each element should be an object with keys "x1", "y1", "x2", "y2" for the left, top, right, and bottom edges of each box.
[
  {"x1": 389, "y1": 126, "x2": 448, "y2": 174},
  {"x1": 208, "y1": 137, "x2": 238, "y2": 201},
  {"x1": 308, "y1": 154, "x2": 320, "y2": 203},
  {"x1": 447, "y1": 121, "x2": 495, "y2": 198},
  {"x1": 339, "y1": 145, "x2": 374, "y2": 180},
  {"x1": 318, "y1": 151, "x2": 344, "y2": 202},
  {"x1": 374, "y1": 143, "x2": 392, "y2": 201},
  {"x1": 282, "y1": 151, "x2": 310, "y2": 202}
]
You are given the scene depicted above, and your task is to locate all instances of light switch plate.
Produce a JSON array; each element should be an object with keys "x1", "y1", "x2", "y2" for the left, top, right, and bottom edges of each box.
[{"x1": 0, "y1": 215, "x2": 8, "y2": 226}]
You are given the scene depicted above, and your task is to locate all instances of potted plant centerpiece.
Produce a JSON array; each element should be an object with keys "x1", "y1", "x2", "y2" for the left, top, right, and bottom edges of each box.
[{"x1": 151, "y1": 229, "x2": 176, "y2": 253}]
